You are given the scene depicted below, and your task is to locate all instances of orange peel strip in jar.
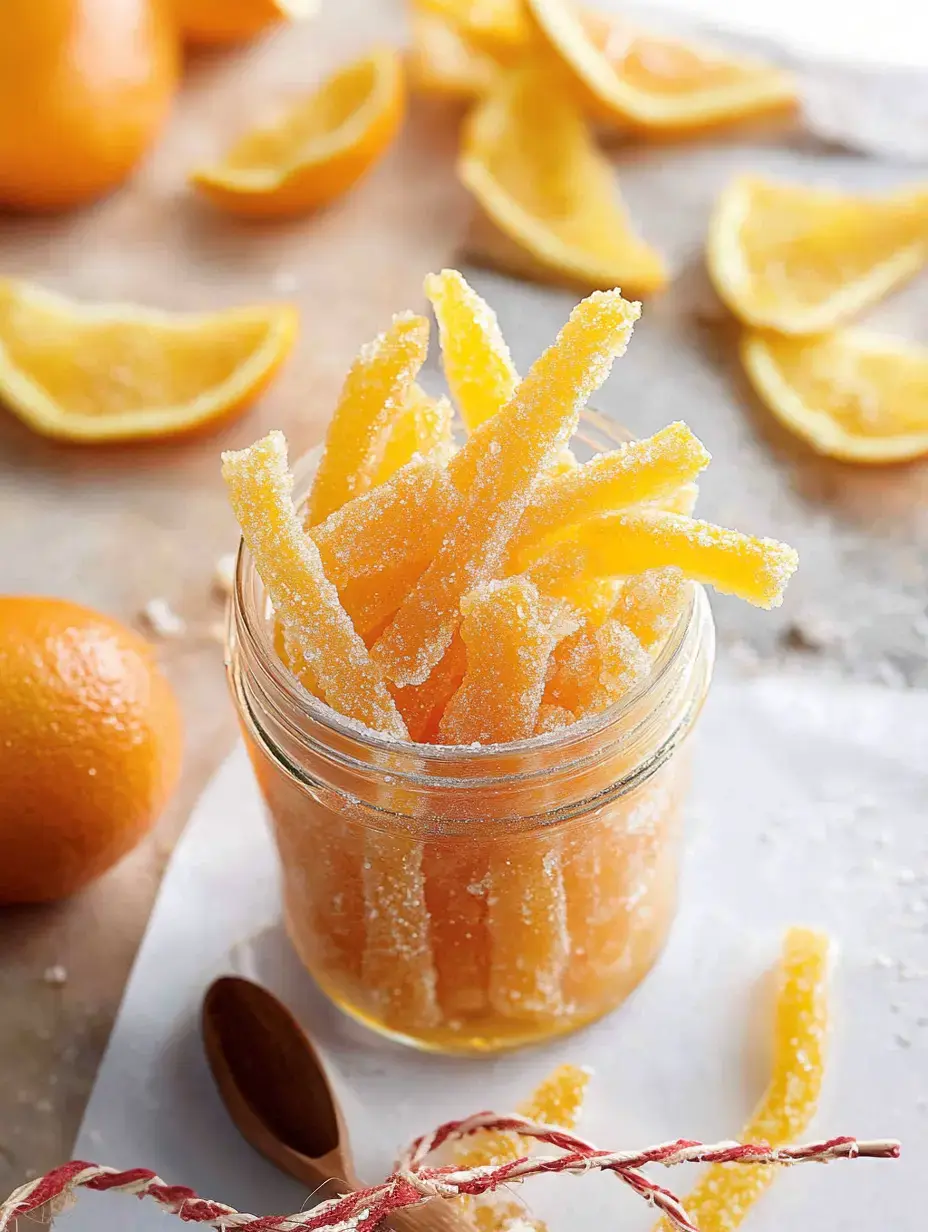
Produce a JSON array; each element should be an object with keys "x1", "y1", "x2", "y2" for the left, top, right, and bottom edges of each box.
[
  {"x1": 545, "y1": 619, "x2": 650, "y2": 715},
  {"x1": 425, "y1": 268, "x2": 520, "y2": 431},
  {"x1": 372, "y1": 288, "x2": 641, "y2": 687},
  {"x1": 306, "y1": 312, "x2": 429, "y2": 525},
  {"x1": 393, "y1": 630, "x2": 468, "y2": 743},
  {"x1": 612, "y1": 567, "x2": 691, "y2": 652},
  {"x1": 510, "y1": 422, "x2": 711, "y2": 554},
  {"x1": 654, "y1": 926, "x2": 830, "y2": 1232},
  {"x1": 526, "y1": 510, "x2": 799, "y2": 609},
  {"x1": 222, "y1": 432, "x2": 408, "y2": 738},
  {"x1": 373, "y1": 385, "x2": 454, "y2": 483}
]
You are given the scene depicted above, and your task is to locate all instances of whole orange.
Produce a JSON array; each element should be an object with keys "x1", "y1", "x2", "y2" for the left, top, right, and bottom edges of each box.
[
  {"x1": 0, "y1": 0, "x2": 179, "y2": 212},
  {"x1": 0, "y1": 597, "x2": 183, "y2": 904}
]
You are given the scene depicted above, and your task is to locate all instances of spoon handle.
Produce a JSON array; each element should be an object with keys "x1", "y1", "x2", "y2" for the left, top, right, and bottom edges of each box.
[{"x1": 386, "y1": 1200, "x2": 475, "y2": 1231}]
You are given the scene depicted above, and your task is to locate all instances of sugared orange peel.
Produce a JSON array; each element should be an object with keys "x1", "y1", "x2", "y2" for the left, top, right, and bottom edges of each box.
[
  {"x1": 524, "y1": 510, "x2": 798, "y2": 610},
  {"x1": 374, "y1": 384, "x2": 454, "y2": 482},
  {"x1": 545, "y1": 618, "x2": 650, "y2": 716},
  {"x1": 306, "y1": 312, "x2": 430, "y2": 525},
  {"x1": 654, "y1": 926, "x2": 830, "y2": 1232},
  {"x1": 372, "y1": 288, "x2": 640, "y2": 687},
  {"x1": 222, "y1": 432, "x2": 408, "y2": 738}
]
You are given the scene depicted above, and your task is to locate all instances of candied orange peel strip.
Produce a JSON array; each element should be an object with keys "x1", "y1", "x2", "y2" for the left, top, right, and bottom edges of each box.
[
  {"x1": 374, "y1": 384, "x2": 454, "y2": 483},
  {"x1": 655, "y1": 926, "x2": 830, "y2": 1232},
  {"x1": 222, "y1": 431, "x2": 408, "y2": 738},
  {"x1": 612, "y1": 567, "x2": 691, "y2": 651},
  {"x1": 306, "y1": 312, "x2": 429, "y2": 525},
  {"x1": 373, "y1": 287, "x2": 641, "y2": 687},
  {"x1": 545, "y1": 618, "x2": 650, "y2": 716},
  {"x1": 510, "y1": 422, "x2": 711, "y2": 555},
  {"x1": 425, "y1": 268, "x2": 520, "y2": 431},
  {"x1": 525, "y1": 510, "x2": 798, "y2": 610}
]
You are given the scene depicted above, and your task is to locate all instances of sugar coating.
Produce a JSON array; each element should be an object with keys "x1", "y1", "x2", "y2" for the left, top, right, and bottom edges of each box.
[
  {"x1": 425, "y1": 268, "x2": 520, "y2": 431},
  {"x1": 373, "y1": 288, "x2": 641, "y2": 687},
  {"x1": 612, "y1": 566, "x2": 690, "y2": 650},
  {"x1": 373, "y1": 385, "x2": 454, "y2": 484},
  {"x1": 545, "y1": 618, "x2": 650, "y2": 716},
  {"x1": 511, "y1": 421, "x2": 711, "y2": 555},
  {"x1": 221, "y1": 431, "x2": 408, "y2": 738},
  {"x1": 534, "y1": 702, "x2": 575, "y2": 735},
  {"x1": 392, "y1": 630, "x2": 468, "y2": 742},
  {"x1": 654, "y1": 927, "x2": 829, "y2": 1232},
  {"x1": 306, "y1": 312, "x2": 429, "y2": 525}
]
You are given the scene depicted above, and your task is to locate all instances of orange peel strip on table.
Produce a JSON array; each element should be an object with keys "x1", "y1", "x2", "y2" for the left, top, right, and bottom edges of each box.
[
  {"x1": 221, "y1": 431, "x2": 408, "y2": 739},
  {"x1": 372, "y1": 288, "x2": 641, "y2": 687},
  {"x1": 306, "y1": 312, "x2": 430, "y2": 525},
  {"x1": 655, "y1": 926, "x2": 830, "y2": 1232}
]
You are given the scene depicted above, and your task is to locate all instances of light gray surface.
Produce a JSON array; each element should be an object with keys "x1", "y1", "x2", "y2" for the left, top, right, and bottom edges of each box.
[{"x1": 65, "y1": 673, "x2": 928, "y2": 1230}]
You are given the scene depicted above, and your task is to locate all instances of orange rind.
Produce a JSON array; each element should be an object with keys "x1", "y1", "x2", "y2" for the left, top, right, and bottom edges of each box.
[
  {"x1": 417, "y1": 0, "x2": 531, "y2": 60},
  {"x1": 708, "y1": 175, "x2": 928, "y2": 334},
  {"x1": 742, "y1": 328, "x2": 928, "y2": 464},
  {"x1": 459, "y1": 62, "x2": 668, "y2": 295},
  {"x1": 191, "y1": 48, "x2": 405, "y2": 218},
  {"x1": 407, "y1": 8, "x2": 501, "y2": 100},
  {"x1": 0, "y1": 279, "x2": 296, "y2": 443},
  {"x1": 174, "y1": 0, "x2": 317, "y2": 46}
]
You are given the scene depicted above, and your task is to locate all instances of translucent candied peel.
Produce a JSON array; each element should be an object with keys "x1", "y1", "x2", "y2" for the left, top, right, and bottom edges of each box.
[
  {"x1": 392, "y1": 631, "x2": 468, "y2": 743},
  {"x1": 655, "y1": 926, "x2": 830, "y2": 1232},
  {"x1": 306, "y1": 312, "x2": 429, "y2": 525},
  {"x1": 373, "y1": 288, "x2": 641, "y2": 687},
  {"x1": 612, "y1": 567, "x2": 691, "y2": 651},
  {"x1": 545, "y1": 618, "x2": 651, "y2": 716},
  {"x1": 373, "y1": 384, "x2": 454, "y2": 483},
  {"x1": 222, "y1": 432, "x2": 408, "y2": 738},
  {"x1": 425, "y1": 268, "x2": 520, "y2": 431}
]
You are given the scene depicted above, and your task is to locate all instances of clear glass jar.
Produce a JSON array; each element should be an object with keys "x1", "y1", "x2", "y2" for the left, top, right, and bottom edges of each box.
[{"x1": 225, "y1": 414, "x2": 715, "y2": 1054}]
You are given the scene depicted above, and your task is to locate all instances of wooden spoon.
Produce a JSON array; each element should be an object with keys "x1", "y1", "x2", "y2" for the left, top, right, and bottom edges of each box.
[{"x1": 202, "y1": 976, "x2": 474, "y2": 1232}]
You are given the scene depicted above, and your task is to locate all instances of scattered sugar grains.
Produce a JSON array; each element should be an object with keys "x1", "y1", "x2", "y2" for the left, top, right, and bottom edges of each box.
[
  {"x1": 212, "y1": 552, "x2": 237, "y2": 598},
  {"x1": 140, "y1": 597, "x2": 186, "y2": 638},
  {"x1": 43, "y1": 965, "x2": 67, "y2": 986}
]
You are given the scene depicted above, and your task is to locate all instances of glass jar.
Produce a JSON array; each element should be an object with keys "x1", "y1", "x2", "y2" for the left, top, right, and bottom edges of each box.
[{"x1": 225, "y1": 414, "x2": 715, "y2": 1054}]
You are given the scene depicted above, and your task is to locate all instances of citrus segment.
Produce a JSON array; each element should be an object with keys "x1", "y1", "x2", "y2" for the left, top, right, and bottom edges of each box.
[
  {"x1": 372, "y1": 288, "x2": 640, "y2": 687},
  {"x1": 425, "y1": 268, "x2": 519, "y2": 431},
  {"x1": 742, "y1": 328, "x2": 928, "y2": 463},
  {"x1": 0, "y1": 279, "x2": 297, "y2": 442},
  {"x1": 191, "y1": 48, "x2": 405, "y2": 218},
  {"x1": 408, "y1": 9, "x2": 500, "y2": 100},
  {"x1": 222, "y1": 432, "x2": 408, "y2": 738},
  {"x1": 708, "y1": 175, "x2": 928, "y2": 333},
  {"x1": 527, "y1": 0, "x2": 797, "y2": 132},
  {"x1": 306, "y1": 312, "x2": 429, "y2": 524},
  {"x1": 373, "y1": 385, "x2": 453, "y2": 482},
  {"x1": 526, "y1": 510, "x2": 798, "y2": 609},
  {"x1": 0, "y1": 597, "x2": 182, "y2": 904},
  {"x1": 459, "y1": 63, "x2": 668, "y2": 294},
  {"x1": 511, "y1": 422, "x2": 711, "y2": 555},
  {"x1": 418, "y1": 0, "x2": 531, "y2": 59},
  {"x1": 439, "y1": 578, "x2": 576, "y2": 745},
  {"x1": 655, "y1": 927, "x2": 830, "y2": 1232},
  {"x1": 174, "y1": 0, "x2": 316, "y2": 46}
]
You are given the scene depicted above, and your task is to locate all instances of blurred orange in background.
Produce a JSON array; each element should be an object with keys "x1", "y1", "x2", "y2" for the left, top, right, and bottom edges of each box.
[
  {"x1": 173, "y1": 0, "x2": 317, "y2": 47},
  {"x1": 0, "y1": 0, "x2": 179, "y2": 213}
]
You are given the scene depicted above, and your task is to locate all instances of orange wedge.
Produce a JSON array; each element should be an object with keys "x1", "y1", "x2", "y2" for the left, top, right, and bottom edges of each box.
[
  {"x1": 408, "y1": 8, "x2": 501, "y2": 100},
  {"x1": 417, "y1": 0, "x2": 531, "y2": 60},
  {"x1": 526, "y1": 0, "x2": 797, "y2": 133},
  {"x1": 174, "y1": 0, "x2": 317, "y2": 46},
  {"x1": 0, "y1": 279, "x2": 297, "y2": 443},
  {"x1": 459, "y1": 62, "x2": 667, "y2": 294},
  {"x1": 708, "y1": 175, "x2": 928, "y2": 333},
  {"x1": 742, "y1": 328, "x2": 928, "y2": 464},
  {"x1": 191, "y1": 48, "x2": 405, "y2": 218}
]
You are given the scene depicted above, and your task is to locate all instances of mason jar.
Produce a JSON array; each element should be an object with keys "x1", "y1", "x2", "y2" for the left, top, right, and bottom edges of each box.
[{"x1": 225, "y1": 413, "x2": 715, "y2": 1053}]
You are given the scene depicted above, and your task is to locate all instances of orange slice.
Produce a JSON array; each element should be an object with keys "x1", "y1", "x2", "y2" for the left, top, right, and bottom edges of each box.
[
  {"x1": 0, "y1": 279, "x2": 296, "y2": 443},
  {"x1": 174, "y1": 0, "x2": 317, "y2": 46},
  {"x1": 191, "y1": 48, "x2": 405, "y2": 218},
  {"x1": 708, "y1": 175, "x2": 928, "y2": 333},
  {"x1": 459, "y1": 62, "x2": 668, "y2": 295},
  {"x1": 417, "y1": 0, "x2": 531, "y2": 60},
  {"x1": 527, "y1": 0, "x2": 797, "y2": 133},
  {"x1": 742, "y1": 328, "x2": 928, "y2": 464},
  {"x1": 407, "y1": 8, "x2": 501, "y2": 100},
  {"x1": 656, "y1": 926, "x2": 830, "y2": 1232}
]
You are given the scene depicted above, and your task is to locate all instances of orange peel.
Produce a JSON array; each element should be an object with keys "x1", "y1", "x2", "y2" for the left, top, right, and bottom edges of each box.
[
  {"x1": 407, "y1": 8, "x2": 500, "y2": 100},
  {"x1": 174, "y1": 0, "x2": 316, "y2": 46}
]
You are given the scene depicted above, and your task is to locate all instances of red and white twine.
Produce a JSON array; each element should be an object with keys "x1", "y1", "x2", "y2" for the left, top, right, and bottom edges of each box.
[{"x1": 0, "y1": 1112, "x2": 898, "y2": 1232}]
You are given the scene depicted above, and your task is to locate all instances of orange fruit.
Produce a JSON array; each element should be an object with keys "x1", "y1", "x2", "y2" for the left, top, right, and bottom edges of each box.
[
  {"x1": 174, "y1": 0, "x2": 317, "y2": 47},
  {"x1": 415, "y1": 0, "x2": 531, "y2": 61},
  {"x1": 526, "y1": 0, "x2": 797, "y2": 133},
  {"x1": 191, "y1": 48, "x2": 406, "y2": 219},
  {"x1": 0, "y1": 0, "x2": 179, "y2": 212},
  {"x1": 407, "y1": 8, "x2": 501, "y2": 101},
  {"x1": 742, "y1": 328, "x2": 928, "y2": 464},
  {"x1": 0, "y1": 597, "x2": 183, "y2": 904},
  {"x1": 0, "y1": 278, "x2": 298, "y2": 443}
]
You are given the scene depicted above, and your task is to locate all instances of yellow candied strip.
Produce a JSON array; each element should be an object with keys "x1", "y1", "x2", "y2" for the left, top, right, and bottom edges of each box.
[
  {"x1": 525, "y1": 510, "x2": 798, "y2": 609},
  {"x1": 656, "y1": 926, "x2": 830, "y2": 1232},
  {"x1": 510, "y1": 422, "x2": 711, "y2": 554},
  {"x1": 425, "y1": 268, "x2": 520, "y2": 431},
  {"x1": 612, "y1": 567, "x2": 690, "y2": 651},
  {"x1": 373, "y1": 385, "x2": 454, "y2": 483},
  {"x1": 306, "y1": 312, "x2": 430, "y2": 525},
  {"x1": 545, "y1": 618, "x2": 650, "y2": 715},
  {"x1": 393, "y1": 631, "x2": 468, "y2": 743},
  {"x1": 373, "y1": 288, "x2": 641, "y2": 687},
  {"x1": 222, "y1": 432, "x2": 408, "y2": 739}
]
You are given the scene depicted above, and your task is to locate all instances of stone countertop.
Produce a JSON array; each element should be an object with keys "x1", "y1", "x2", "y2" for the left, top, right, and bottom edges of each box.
[{"x1": 1, "y1": 2, "x2": 926, "y2": 1197}]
